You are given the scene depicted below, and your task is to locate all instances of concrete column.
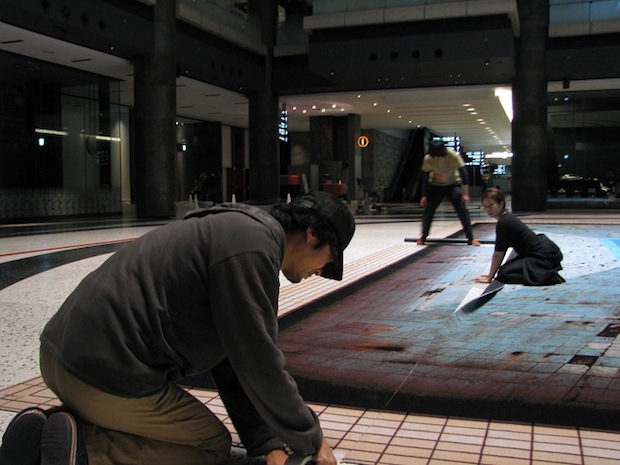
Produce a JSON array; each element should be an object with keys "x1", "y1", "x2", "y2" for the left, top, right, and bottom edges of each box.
[
  {"x1": 511, "y1": 0, "x2": 549, "y2": 211},
  {"x1": 346, "y1": 114, "x2": 361, "y2": 201},
  {"x1": 248, "y1": 0, "x2": 280, "y2": 202},
  {"x1": 248, "y1": 90, "x2": 280, "y2": 201},
  {"x1": 308, "y1": 114, "x2": 361, "y2": 199},
  {"x1": 310, "y1": 116, "x2": 334, "y2": 166},
  {"x1": 134, "y1": 0, "x2": 177, "y2": 217}
]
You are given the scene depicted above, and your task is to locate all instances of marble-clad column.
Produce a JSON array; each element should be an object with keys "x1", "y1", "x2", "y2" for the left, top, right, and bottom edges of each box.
[
  {"x1": 134, "y1": 0, "x2": 177, "y2": 217},
  {"x1": 248, "y1": 0, "x2": 280, "y2": 201},
  {"x1": 511, "y1": 0, "x2": 549, "y2": 211}
]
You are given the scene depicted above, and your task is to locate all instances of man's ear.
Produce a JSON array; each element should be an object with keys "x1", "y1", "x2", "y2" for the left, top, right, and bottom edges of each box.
[{"x1": 306, "y1": 226, "x2": 319, "y2": 248}]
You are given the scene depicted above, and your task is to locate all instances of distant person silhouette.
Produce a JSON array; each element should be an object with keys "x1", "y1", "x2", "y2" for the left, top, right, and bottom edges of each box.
[{"x1": 417, "y1": 140, "x2": 480, "y2": 246}]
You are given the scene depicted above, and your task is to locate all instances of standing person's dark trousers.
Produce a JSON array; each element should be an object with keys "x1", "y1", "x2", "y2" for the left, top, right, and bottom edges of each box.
[{"x1": 421, "y1": 183, "x2": 475, "y2": 241}]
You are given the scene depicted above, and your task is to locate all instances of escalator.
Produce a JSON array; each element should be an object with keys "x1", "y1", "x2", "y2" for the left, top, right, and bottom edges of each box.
[{"x1": 383, "y1": 128, "x2": 428, "y2": 202}]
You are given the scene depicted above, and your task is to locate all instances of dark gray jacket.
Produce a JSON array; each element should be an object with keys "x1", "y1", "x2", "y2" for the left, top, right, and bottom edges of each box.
[{"x1": 40, "y1": 204, "x2": 322, "y2": 456}]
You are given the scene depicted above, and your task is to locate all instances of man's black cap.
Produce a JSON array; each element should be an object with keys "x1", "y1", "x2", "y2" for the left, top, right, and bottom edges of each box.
[
  {"x1": 428, "y1": 140, "x2": 448, "y2": 157},
  {"x1": 293, "y1": 191, "x2": 355, "y2": 280}
]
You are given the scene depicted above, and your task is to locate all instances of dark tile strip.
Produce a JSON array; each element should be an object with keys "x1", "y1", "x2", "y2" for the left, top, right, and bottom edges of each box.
[{"x1": 0, "y1": 242, "x2": 130, "y2": 290}]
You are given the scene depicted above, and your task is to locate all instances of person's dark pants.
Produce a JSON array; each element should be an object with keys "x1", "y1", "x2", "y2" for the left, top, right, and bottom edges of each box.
[
  {"x1": 421, "y1": 184, "x2": 474, "y2": 240},
  {"x1": 40, "y1": 346, "x2": 232, "y2": 465},
  {"x1": 497, "y1": 234, "x2": 565, "y2": 285}
]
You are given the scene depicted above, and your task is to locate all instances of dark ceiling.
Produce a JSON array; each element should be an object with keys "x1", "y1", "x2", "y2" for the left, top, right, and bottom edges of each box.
[{"x1": 1, "y1": 0, "x2": 619, "y2": 155}]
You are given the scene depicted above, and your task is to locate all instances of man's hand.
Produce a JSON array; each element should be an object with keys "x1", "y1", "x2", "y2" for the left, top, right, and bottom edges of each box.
[
  {"x1": 265, "y1": 449, "x2": 289, "y2": 465},
  {"x1": 462, "y1": 193, "x2": 470, "y2": 204},
  {"x1": 315, "y1": 438, "x2": 337, "y2": 465},
  {"x1": 267, "y1": 437, "x2": 337, "y2": 465},
  {"x1": 475, "y1": 274, "x2": 492, "y2": 283},
  {"x1": 420, "y1": 196, "x2": 428, "y2": 208}
]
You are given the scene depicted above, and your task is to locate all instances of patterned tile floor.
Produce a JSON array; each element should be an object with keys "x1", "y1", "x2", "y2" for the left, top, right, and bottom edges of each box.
[{"x1": 1, "y1": 206, "x2": 620, "y2": 464}]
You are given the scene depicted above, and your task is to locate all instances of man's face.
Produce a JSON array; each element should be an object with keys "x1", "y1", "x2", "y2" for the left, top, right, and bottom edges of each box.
[{"x1": 281, "y1": 229, "x2": 334, "y2": 283}]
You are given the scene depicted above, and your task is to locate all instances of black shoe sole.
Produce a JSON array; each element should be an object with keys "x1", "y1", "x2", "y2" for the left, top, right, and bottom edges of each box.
[
  {"x1": 41, "y1": 412, "x2": 78, "y2": 465},
  {"x1": 0, "y1": 408, "x2": 46, "y2": 465}
]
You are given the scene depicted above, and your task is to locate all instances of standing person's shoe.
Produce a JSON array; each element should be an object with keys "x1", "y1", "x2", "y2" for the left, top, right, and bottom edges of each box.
[
  {"x1": 41, "y1": 412, "x2": 88, "y2": 465},
  {"x1": 468, "y1": 239, "x2": 481, "y2": 246},
  {"x1": 0, "y1": 407, "x2": 47, "y2": 465},
  {"x1": 416, "y1": 237, "x2": 425, "y2": 245}
]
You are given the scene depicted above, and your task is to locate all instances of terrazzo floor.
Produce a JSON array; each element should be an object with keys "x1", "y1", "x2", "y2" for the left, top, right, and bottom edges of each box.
[{"x1": 1, "y1": 205, "x2": 620, "y2": 464}]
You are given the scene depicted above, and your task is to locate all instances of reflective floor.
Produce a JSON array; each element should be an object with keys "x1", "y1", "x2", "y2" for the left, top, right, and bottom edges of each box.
[{"x1": 1, "y1": 205, "x2": 620, "y2": 464}]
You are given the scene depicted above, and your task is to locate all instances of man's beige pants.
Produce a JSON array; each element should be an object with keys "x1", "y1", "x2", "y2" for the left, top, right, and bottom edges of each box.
[{"x1": 40, "y1": 346, "x2": 232, "y2": 465}]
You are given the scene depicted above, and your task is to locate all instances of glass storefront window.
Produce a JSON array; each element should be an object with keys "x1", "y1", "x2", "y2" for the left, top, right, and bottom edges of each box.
[
  {"x1": 0, "y1": 52, "x2": 125, "y2": 219},
  {"x1": 548, "y1": 90, "x2": 620, "y2": 200}
]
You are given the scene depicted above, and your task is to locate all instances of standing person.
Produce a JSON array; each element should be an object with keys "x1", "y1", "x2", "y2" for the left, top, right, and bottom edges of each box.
[
  {"x1": 416, "y1": 140, "x2": 480, "y2": 246},
  {"x1": 0, "y1": 191, "x2": 354, "y2": 465},
  {"x1": 190, "y1": 177, "x2": 203, "y2": 202},
  {"x1": 606, "y1": 166, "x2": 617, "y2": 199},
  {"x1": 476, "y1": 187, "x2": 565, "y2": 286}
]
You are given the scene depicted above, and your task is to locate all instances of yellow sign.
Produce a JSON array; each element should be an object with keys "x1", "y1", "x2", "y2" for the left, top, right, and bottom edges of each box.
[{"x1": 356, "y1": 135, "x2": 369, "y2": 148}]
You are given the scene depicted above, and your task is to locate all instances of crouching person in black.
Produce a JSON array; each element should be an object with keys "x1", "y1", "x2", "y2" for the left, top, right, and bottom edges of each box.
[{"x1": 476, "y1": 187, "x2": 565, "y2": 286}]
